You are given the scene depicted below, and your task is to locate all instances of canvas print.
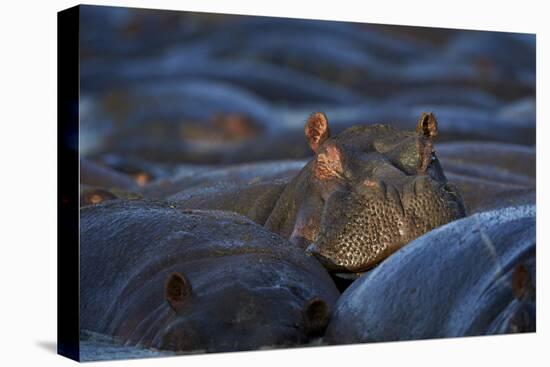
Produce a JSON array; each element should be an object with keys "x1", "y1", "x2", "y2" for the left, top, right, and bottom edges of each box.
[{"x1": 58, "y1": 4, "x2": 536, "y2": 362}]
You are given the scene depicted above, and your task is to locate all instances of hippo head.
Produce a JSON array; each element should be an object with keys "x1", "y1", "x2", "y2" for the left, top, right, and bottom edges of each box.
[
  {"x1": 155, "y1": 272, "x2": 331, "y2": 352},
  {"x1": 80, "y1": 187, "x2": 118, "y2": 207},
  {"x1": 301, "y1": 112, "x2": 466, "y2": 273}
]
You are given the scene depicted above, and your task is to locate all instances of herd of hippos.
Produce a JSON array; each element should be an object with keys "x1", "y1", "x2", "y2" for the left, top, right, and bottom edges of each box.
[{"x1": 79, "y1": 112, "x2": 536, "y2": 355}]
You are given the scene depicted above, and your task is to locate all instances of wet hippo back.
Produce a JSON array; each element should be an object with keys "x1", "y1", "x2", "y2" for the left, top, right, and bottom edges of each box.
[
  {"x1": 437, "y1": 141, "x2": 535, "y2": 213},
  {"x1": 142, "y1": 160, "x2": 305, "y2": 199},
  {"x1": 80, "y1": 200, "x2": 339, "y2": 353},
  {"x1": 168, "y1": 180, "x2": 289, "y2": 225},
  {"x1": 325, "y1": 205, "x2": 535, "y2": 343}
]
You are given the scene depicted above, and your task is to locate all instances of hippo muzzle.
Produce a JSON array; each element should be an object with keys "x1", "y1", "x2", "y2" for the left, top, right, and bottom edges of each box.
[{"x1": 307, "y1": 174, "x2": 465, "y2": 273}]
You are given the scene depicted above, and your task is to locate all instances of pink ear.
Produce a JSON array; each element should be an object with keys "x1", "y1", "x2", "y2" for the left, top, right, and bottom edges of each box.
[
  {"x1": 315, "y1": 144, "x2": 343, "y2": 180},
  {"x1": 416, "y1": 112, "x2": 438, "y2": 140},
  {"x1": 305, "y1": 112, "x2": 331, "y2": 153}
]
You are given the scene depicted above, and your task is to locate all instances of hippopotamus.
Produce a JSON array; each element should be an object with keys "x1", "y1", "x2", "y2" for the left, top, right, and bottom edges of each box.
[
  {"x1": 168, "y1": 112, "x2": 466, "y2": 273},
  {"x1": 325, "y1": 205, "x2": 535, "y2": 343},
  {"x1": 79, "y1": 200, "x2": 339, "y2": 354}
]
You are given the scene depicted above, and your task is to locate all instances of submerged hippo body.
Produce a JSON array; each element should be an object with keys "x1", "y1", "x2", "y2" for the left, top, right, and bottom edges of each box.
[
  {"x1": 169, "y1": 112, "x2": 466, "y2": 273},
  {"x1": 325, "y1": 205, "x2": 535, "y2": 343},
  {"x1": 79, "y1": 200, "x2": 339, "y2": 353}
]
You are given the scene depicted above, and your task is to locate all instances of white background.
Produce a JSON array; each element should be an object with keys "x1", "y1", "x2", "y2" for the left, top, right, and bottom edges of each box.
[{"x1": 0, "y1": 0, "x2": 547, "y2": 366}]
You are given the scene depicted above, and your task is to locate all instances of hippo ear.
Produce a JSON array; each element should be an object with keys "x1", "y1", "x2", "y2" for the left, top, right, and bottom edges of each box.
[
  {"x1": 416, "y1": 112, "x2": 438, "y2": 140},
  {"x1": 302, "y1": 298, "x2": 330, "y2": 337},
  {"x1": 165, "y1": 272, "x2": 192, "y2": 313},
  {"x1": 305, "y1": 112, "x2": 331, "y2": 153}
]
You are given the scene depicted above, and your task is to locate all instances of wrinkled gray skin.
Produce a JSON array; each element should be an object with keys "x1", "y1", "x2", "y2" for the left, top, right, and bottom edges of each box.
[
  {"x1": 325, "y1": 205, "x2": 535, "y2": 343},
  {"x1": 267, "y1": 112, "x2": 466, "y2": 273},
  {"x1": 80, "y1": 200, "x2": 339, "y2": 353}
]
